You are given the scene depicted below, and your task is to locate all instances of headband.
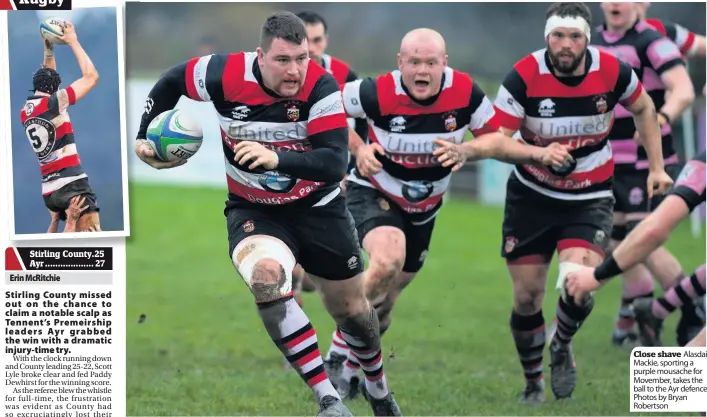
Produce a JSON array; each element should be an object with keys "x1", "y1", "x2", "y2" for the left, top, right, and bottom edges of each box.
[{"x1": 544, "y1": 15, "x2": 591, "y2": 42}]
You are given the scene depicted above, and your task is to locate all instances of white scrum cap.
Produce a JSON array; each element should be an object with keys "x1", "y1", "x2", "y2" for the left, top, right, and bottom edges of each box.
[{"x1": 544, "y1": 14, "x2": 591, "y2": 42}]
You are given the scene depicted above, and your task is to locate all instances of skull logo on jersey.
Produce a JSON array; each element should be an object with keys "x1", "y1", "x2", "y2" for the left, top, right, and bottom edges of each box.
[
  {"x1": 257, "y1": 171, "x2": 296, "y2": 194},
  {"x1": 401, "y1": 180, "x2": 434, "y2": 203}
]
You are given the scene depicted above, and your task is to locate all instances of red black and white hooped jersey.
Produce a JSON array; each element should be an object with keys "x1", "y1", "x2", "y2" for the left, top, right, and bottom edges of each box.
[
  {"x1": 321, "y1": 53, "x2": 357, "y2": 87},
  {"x1": 645, "y1": 18, "x2": 699, "y2": 59},
  {"x1": 19, "y1": 87, "x2": 82, "y2": 196},
  {"x1": 492, "y1": 46, "x2": 643, "y2": 201},
  {"x1": 342, "y1": 67, "x2": 497, "y2": 221},
  {"x1": 320, "y1": 53, "x2": 368, "y2": 168},
  {"x1": 181, "y1": 52, "x2": 348, "y2": 207}
]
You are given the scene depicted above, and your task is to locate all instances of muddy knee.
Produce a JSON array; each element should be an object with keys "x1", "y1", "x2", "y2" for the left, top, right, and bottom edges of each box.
[
  {"x1": 336, "y1": 303, "x2": 381, "y2": 349},
  {"x1": 249, "y1": 259, "x2": 288, "y2": 302},
  {"x1": 231, "y1": 236, "x2": 295, "y2": 304}
]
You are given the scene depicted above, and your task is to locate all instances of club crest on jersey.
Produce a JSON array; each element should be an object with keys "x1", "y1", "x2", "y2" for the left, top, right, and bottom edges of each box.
[
  {"x1": 286, "y1": 104, "x2": 300, "y2": 122},
  {"x1": 444, "y1": 113, "x2": 457, "y2": 132},
  {"x1": 243, "y1": 220, "x2": 255, "y2": 233},
  {"x1": 538, "y1": 99, "x2": 555, "y2": 117},
  {"x1": 594, "y1": 95, "x2": 608, "y2": 113},
  {"x1": 629, "y1": 187, "x2": 644, "y2": 206},
  {"x1": 377, "y1": 197, "x2": 390, "y2": 211}
]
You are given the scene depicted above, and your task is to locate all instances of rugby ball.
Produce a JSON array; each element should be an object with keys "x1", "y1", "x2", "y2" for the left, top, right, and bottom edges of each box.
[
  {"x1": 146, "y1": 109, "x2": 203, "y2": 162},
  {"x1": 40, "y1": 17, "x2": 67, "y2": 45}
]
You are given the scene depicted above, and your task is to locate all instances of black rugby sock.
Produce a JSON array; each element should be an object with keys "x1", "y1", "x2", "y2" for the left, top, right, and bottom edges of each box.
[
  {"x1": 554, "y1": 296, "x2": 594, "y2": 345},
  {"x1": 510, "y1": 310, "x2": 546, "y2": 382}
]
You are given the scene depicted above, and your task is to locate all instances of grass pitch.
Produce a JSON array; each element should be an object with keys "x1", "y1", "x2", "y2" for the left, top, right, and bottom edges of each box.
[{"x1": 126, "y1": 183, "x2": 705, "y2": 416}]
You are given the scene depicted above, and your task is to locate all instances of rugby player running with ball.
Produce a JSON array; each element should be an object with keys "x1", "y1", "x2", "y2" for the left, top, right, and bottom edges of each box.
[{"x1": 134, "y1": 11, "x2": 401, "y2": 417}]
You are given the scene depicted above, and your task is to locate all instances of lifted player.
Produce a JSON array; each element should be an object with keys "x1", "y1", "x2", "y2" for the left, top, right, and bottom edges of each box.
[
  {"x1": 325, "y1": 27, "x2": 570, "y2": 400},
  {"x1": 566, "y1": 150, "x2": 706, "y2": 349},
  {"x1": 593, "y1": 1, "x2": 698, "y2": 347},
  {"x1": 134, "y1": 11, "x2": 401, "y2": 416},
  {"x1": 21, "y1": 22, "x2": 101, "y2": 233},
  {"x1": 468, "y1": 2, "x2": 671, "y2": 404}
]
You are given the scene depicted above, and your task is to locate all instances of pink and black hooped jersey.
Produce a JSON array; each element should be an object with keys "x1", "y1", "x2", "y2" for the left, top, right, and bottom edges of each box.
[
  {"x1": 645, "y1": 18, "x2": 699, "y2": 60},
  {"x1": 592, "y1": 20, "x2": 685, "y2": 172},
  {"x1": 670, "y1": 151, "x2": 706, "y2": 212}
]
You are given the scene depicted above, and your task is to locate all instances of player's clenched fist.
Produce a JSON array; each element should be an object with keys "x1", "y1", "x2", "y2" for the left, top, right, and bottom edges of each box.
[
  {"x1": 134, "y1": 139, "x2": 186, "y2": 169},
  {"x1": 646, "y1": 169, "x2": 673, "y2": 197},
  {"x1": 538, "y1": 142, "x2": 574, "y2": 168},
  {"x1": 354, "y1": 143, "x2": 385, "y2": 177}
]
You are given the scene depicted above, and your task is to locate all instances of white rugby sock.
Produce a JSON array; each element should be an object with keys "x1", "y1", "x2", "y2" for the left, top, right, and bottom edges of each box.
[
  {"x1": 340, "y1": 349, "x2": 361, "y2": 382},
  {"x1": 326, "y1": 329, "x2": 350, "y2": 359}
]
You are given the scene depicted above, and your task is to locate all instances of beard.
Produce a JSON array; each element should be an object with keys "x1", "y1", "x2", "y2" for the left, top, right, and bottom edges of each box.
[{"x1": 549, "y1": 48, "x2": 587, "y2": 75}]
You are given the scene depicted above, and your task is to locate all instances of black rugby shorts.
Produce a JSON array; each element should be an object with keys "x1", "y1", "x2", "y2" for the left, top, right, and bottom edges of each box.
[
  {"x1": 43, "y1": 177, "x2": 100, "y2": 222},
  {"x1": 226, "y1": 195, "x2": 364, "y2": 280},
  {"x1": 501, "y1": 174, "x2": 614, "y2": 263},
  {"x1": 345, "y1": 181, "x2": 436, "y2": 273},
  {"x1": 611, "y1": 165, "x2": 681, "y2": 240}
]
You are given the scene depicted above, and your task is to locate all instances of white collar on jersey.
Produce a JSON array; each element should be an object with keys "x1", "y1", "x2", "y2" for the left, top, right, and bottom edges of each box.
[{"x1": 544, "y1": 15, "x2": 591, "y2": 42}]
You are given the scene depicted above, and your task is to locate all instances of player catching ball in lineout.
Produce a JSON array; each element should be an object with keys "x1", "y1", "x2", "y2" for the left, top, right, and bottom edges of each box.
[{"x1": 21, "y1": 21, "x2": 102, "y2": 232}]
